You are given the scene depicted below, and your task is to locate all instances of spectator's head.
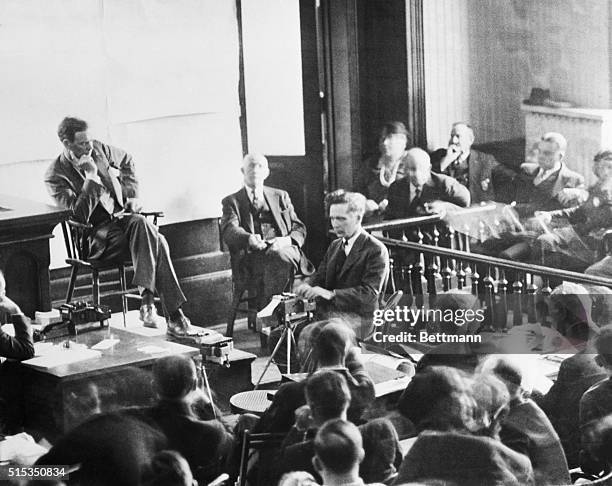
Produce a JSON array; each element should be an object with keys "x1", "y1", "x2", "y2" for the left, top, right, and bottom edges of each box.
[
  {"x1": 593, "y1": 149, "x2": 612, "y2": 183},
  {"x1": 470, "y1": 372, "x2": 511, "y2": 438},
  {"x1": 477, "y1": 355, "x2": 524, "y2": 399},
  {"x1": 144, "y1": 450, "x2": 194, "y2": 486},
  {"x1": 406, "y1": 148, "x2": 432, "y2": 188},
  {"x1": 152, "y1": 355, "x2": 198, "y2": 401},
  {"x1": 313, "y1": 419, "x2": 364, "y2": 480},
  {"x1": 241, "y1": 153, "x2": 270, "y2": 190},
  {"x1": 397, "y1": 366, "x2": 474, "y2": 433},
  {"x1": 305, "y1": 370, "x2": 351, "y2": 425},
  {"x1": 359, "y1": 418, "x2": 400, "y2": 484},
  {"x1": 550, "y1": 282, "x2": 596, "y2": 343},
  {"x1": 595, "y1": 325, "x2": 612, "y2": 372},
  {"x1": 58, "y1": 117, "x2": 92, "y2": 158},
  {"x1": 278, "y1": 471, "x2": 318, "y2": 486},
  {"x1": 313, "y1": 321, "x2": 355, "y2": 368},
  {"x1": 325, "y1": 190, "x2": 366, "y2": 239},
  {"x1": 379, "y1": 121, "x2": 411, "y2": 160},
  {"x1": 538, "y1": 132, "x2": 567, "y2": 170},
  {"x1": 449, "y1": 122, "x2": 475, "y2": 154}
]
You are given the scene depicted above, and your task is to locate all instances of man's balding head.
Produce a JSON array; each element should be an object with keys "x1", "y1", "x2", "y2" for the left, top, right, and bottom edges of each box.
[{"x1": 406, "y1": 148, "x2": 432, "y2": 188}]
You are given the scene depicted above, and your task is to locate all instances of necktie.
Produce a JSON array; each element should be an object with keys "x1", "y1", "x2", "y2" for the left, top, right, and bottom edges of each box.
[
  {"x1": 252, "y1": 190, "x2": 261, "y2": 211},
  {"x1": 336, "y1": 238, "x2": 348, "y2": 269}
]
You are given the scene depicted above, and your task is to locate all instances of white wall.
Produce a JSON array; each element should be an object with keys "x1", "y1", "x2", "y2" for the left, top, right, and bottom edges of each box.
[
  {"x1": 423, "y1": 0, "x2": 611, "y2": 149},
  {"x1": 0, "y1": 0, "x2": 244, "y2": 223}
]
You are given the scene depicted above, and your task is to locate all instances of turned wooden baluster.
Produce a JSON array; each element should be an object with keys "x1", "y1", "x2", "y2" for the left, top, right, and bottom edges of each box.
[
  {"x1": 427, "y1": 224, "x2": 443, "y2": 300},
  {"x1": 512, "y1": 277, "x2": 523, "y2": 327},
  {"x1": 463, "y1": 225, "x2": 472, "y2": 276},
  {"x1": 482, "y1": 267, "x2": 496, "y2": 331},
  {"x1": 498, "y1": 270, "x2": 509, "y2": 332},
  {"x1": 414, "y1": 226, "x2": 427, "y2": 308},
  {"x1": 457, "y1": 259, "x2": 467, "y2": 290},
  {"x1": 539, "y1": 277, "x2": 552, "y2": 327},
  {"x1": 526, "y1": 273, "x2": 539, "y2": 324},
  {"x1": 402, "y1": 264, "x2": 414, "y2": 308},
  {"x1": 447, "y1": 225, "x2": 458, "y2": 289},
  {"x1": 387, "y1": 257, "x2": 397, "y2": 294}
]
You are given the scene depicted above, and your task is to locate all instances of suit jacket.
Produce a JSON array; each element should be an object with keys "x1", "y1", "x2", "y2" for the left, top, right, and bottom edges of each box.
[
  {"x1": 36, "y1": 412, "x2": 166, "y2": 486},
  {"x1": 0, "y1": 313, "x2": 34, "y2": 360},
  {"x1": 125, "y1": 401, "x2": 235, "y2": 484},
  {"x1": 45, "y1": 140, "x2": 138, "y2": 259},
  {"x1": 385, "y1": 172, "x2": 471, "y2": 221},
  {"x1": 431, "y1": 148, "x2": 499, "y2": 203},
  {"x1": 221, "y1": 186, "x2": 308, "y2": 272},
  {"x1": 311, "y1": 231, "x2": 389, "y2": 317},
  {"x1": 397, "y1": 430, "x2": 535, "y2": 486},
  {"x1": 535, "y1": 351, "x2": 607, "y2": 467},
  {"x1": 500, "y1": 399, "x2": 570, "y2": 486},
  {"x1": 514, "y1": 162, "x2": 585, "y2": 218}
]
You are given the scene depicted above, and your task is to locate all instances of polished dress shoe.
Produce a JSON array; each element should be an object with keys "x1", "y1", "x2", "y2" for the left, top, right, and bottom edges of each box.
[
  {"x1": 139, "y1": 304, "x2": 165, "y2": 328},
  {"x1": 166, "y1": 310, "x2": 206, "y2": 338}
]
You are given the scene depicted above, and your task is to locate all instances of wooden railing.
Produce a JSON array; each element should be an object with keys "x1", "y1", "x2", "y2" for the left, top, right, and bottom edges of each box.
[{"x1": 364, "y1": 214, "x2": 612, "y2": 332}]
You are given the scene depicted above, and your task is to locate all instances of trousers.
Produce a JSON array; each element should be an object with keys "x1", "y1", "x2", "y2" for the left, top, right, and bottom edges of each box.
[{"x1": 91, "y1": 214, "x2": 186, "y2": 312}]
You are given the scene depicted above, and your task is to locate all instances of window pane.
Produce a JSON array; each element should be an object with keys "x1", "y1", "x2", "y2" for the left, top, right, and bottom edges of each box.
[{"x1": 242, "y1": 0, "x2": 305, "y2": 155}]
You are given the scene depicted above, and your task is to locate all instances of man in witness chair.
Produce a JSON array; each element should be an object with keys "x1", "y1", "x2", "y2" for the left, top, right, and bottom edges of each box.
[
  {"x1": 45, "y1": 117, "x2": 197, "y2": 338},
  {"x1": 296, "y1": 190, "x2": 389, "y2": 338},
  {"x1": 221, "y1": 153, "x2": 312, "y2": 309}
]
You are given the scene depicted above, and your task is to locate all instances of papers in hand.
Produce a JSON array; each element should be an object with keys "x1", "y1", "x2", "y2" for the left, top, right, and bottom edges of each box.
[{"x1": 257, "y1": 295, "x2": 284, "y2": 318}]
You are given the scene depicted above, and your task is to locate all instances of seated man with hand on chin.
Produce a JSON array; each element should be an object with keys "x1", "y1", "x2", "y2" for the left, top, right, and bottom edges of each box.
[
  {"x1": 296, "y1": 190, "x2": 389, "y2": 338},
  {"x1": 45, "y1": 117, "x2": 195, "y2": 338}
]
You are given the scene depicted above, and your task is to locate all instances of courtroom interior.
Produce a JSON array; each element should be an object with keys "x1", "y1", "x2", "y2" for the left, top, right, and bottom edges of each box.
[{"x1": 1, "y1": 1, "x2": 612, "y2": 485}]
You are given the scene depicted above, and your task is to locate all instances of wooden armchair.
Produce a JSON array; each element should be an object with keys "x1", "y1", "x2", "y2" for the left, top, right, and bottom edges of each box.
[{"x1": 61, "y1": 212, "x2": 164, "y2": 326}]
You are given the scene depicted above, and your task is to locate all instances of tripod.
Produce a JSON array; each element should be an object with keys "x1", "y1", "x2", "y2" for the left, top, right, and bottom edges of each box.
[{"x1": 254, "y1": 310, "x2": 313, "y2": 389}]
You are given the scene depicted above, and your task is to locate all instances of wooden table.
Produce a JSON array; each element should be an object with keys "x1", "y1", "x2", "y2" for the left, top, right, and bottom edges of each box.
[
  {"x1": 0, "y1": 194, "x2": 70, "y2": 317},
  {"x1": 13, "y1": 327, "x2": 199, "y2": 440}
]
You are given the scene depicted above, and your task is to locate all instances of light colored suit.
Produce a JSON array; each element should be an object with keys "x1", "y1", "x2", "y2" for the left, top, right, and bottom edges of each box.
[{"x1": 44, "y1": 140, "x2": 185, "y2": 311}]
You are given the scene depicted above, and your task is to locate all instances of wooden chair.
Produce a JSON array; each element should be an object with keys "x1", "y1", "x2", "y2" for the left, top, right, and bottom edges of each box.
[
  {"x1": 236, "y1": 429, "x2": 285, "y2": 486},
  {"x1": 61, "y1": 212, "x2": 164, "y2": 326}
]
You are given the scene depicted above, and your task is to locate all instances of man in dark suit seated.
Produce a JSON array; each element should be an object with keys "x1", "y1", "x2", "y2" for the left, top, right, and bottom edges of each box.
[
  {"x1": 384, "y1": 148, "x2": 470, "y2": 269},
  {"x1": 45, "y1": 117, "x2": 195, "y2": 337},
  {"x1": 296, "y1": 190, "x2": 389, "y2": 338},
  {"x1": 386, "y1": 147, "x2": 471, "y2": 221},
  {"x1": 221, "y1": 153, "x2": 311, "y2": 309},
  {"x1": 0, "y1": 269, "x2": 34, "y2": 360},
  {"x1": 126, "y1": 355, "x2": 235, "y2": 485},
  {"x1": 0, "y1": 270, "x2": 34, "y2": 434},
  {"x1": 430, "y1": 122, "x2": 501, "y2": 204}
]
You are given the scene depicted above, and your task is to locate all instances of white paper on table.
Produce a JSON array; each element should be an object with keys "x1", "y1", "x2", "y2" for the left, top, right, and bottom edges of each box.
[
  {"x1": 22, "y1": 347, "x2": 101, "y2": 369},
  {"x1": 91, "y1": 338, "x2": 120, "y2": 350},
  {"x1": 137, "y1": 345, "x2": 169, "y2": 354}
]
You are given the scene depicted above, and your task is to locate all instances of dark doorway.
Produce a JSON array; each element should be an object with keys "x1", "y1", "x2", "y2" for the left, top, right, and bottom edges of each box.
[{"x1": 238, "y1": 0, "x2": 328, "y2": 264}]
